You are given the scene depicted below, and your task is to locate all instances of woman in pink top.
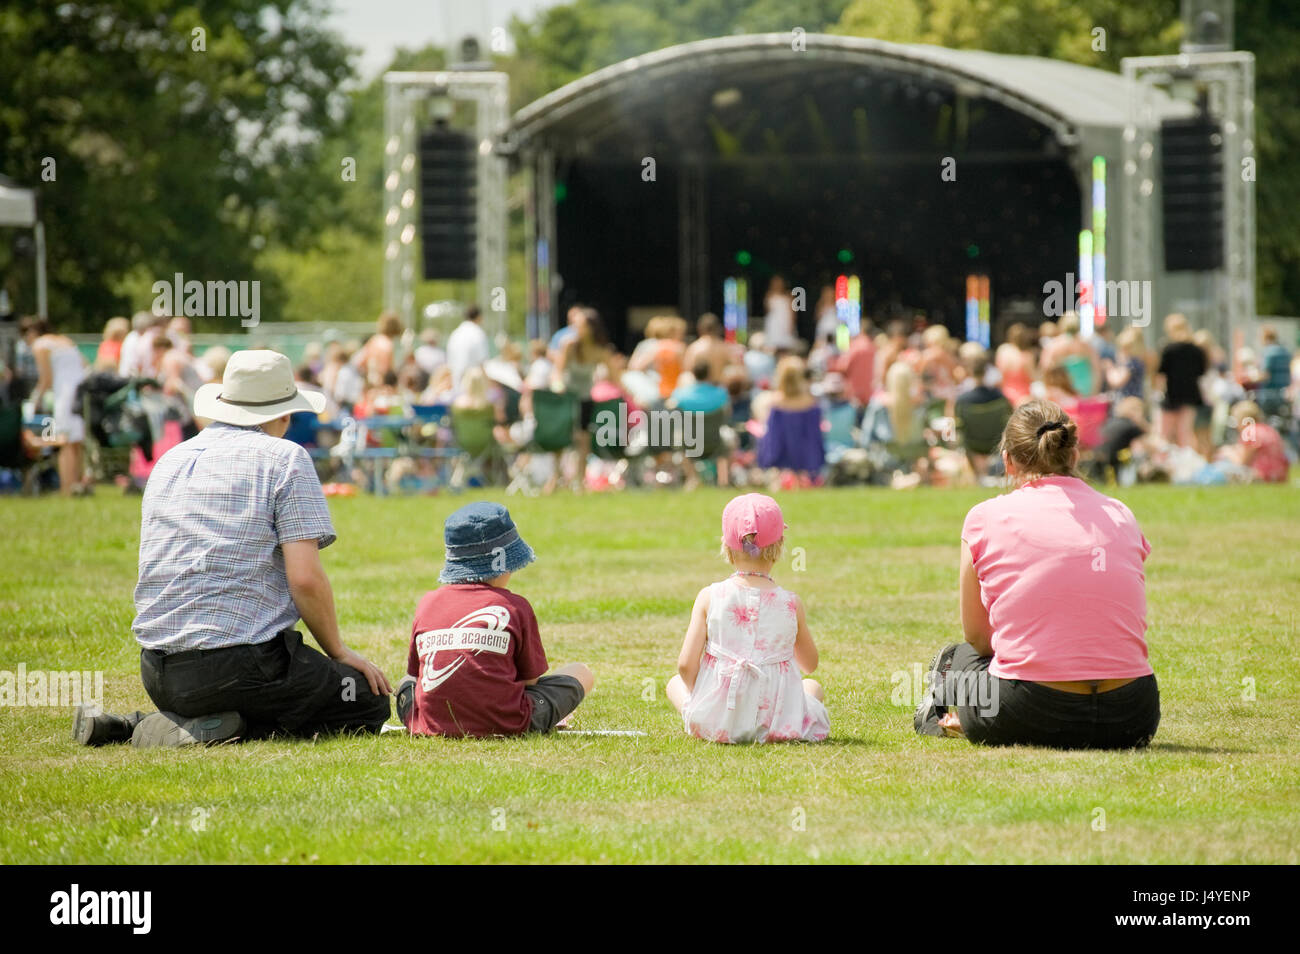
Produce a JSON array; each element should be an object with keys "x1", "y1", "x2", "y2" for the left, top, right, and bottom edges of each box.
[
  {"x1": 915, "y1": 399, "x2": 1160, "y2": 748},
  {"x1": 1218, "y1": 399, "x2": 1289, "y2": 483}
]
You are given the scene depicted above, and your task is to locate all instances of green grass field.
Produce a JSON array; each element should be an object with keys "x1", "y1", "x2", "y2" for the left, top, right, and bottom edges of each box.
[{"x1": 2, "y1": 485, "x2": 1298, "y2": 863}]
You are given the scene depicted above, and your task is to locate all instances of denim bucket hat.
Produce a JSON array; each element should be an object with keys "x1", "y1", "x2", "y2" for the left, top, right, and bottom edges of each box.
[{"x1": 438, "y1": 502, "x2": 536, "y2": 584}]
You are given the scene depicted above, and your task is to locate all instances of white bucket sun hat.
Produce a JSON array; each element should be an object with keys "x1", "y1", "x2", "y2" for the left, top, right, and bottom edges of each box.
[{"x1": 193, "y1": 349, "x2": 325, "y2": 427}]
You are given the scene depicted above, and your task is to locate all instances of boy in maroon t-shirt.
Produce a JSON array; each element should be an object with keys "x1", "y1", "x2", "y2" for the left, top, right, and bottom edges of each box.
[{"x1": 396, "y1": 502, "x2": 594, "y2": 737}]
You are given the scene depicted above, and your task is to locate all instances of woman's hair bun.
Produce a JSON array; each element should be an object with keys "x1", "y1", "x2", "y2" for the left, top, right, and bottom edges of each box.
[{"x1": 1000, "y1": 400, "x2": 1079, "y2": 479}]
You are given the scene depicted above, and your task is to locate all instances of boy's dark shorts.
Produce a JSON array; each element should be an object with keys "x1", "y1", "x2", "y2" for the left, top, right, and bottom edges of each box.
[{"x1": 526, "y1": 674, "x2": 585, "y2": 733}]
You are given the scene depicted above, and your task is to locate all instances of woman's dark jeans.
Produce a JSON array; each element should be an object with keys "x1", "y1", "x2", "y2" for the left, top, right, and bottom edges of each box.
[{"x1": 918, "y1": 642, "x2": 1160, "y2": 749}]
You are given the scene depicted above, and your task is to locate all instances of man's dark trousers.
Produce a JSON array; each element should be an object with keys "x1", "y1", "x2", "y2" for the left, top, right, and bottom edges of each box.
[{"x1": 140, "y1": 629, "x2": 390, "y2": 738}]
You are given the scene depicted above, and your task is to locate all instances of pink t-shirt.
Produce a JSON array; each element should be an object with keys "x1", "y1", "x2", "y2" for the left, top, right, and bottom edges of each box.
[
  {"x1": 1249, "y1": 424, "x2": 1288, "y2": 483},
  {"x1": 961, "y1": 475, "x2": 1153, "y2": 681}
]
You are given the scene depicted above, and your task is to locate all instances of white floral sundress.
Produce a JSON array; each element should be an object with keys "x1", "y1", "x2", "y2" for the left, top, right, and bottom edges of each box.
[{"x1": 682, "y1": 576, "x2": 831, "y2": 743}]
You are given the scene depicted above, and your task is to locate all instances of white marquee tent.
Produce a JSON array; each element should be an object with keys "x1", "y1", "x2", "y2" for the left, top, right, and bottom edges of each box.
[{"x1": 0, "y1": 177, "x2": 47, "y2": 318}]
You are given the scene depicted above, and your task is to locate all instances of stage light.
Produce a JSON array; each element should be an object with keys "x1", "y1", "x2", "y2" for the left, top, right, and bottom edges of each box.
[
  {"x1": 978, "y1": 275, "x2": 990, "y2": 349},
  {"x1": 965, "y1": 276, "x2": 978, "y2": 344},
  {"x1": 724, "y1": 277, "x2": 749, "y2": 344},
  {"x1": 834, "y1": 274, "x2": 861, "y2": 349},
  {"x1": 735, "y1": 250, "x2": 752, "y2": 266},
  {"x1": 1090, "y1": 156, "x2": 1106, "y2": 334},
  {"x1": 847, "y1": 275, "x2": 861, "y2": 346},
  {"x1": 1078, "y1": 230, "x2": 1094, "y2": 330},
  {"x1": 965, "y1": 273, "x2": 990, "y2": 347},
  {"x1": 835, "y1": 274, "x2": 849, "y2": 348},
  {"x1": 837, "y1": 248, "x2": 853, "y2": 264}
]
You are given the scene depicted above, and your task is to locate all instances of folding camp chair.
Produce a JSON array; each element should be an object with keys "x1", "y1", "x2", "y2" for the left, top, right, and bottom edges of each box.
[
  {"x1": 688, "y1": 407, "x2": 730, "y2": 486},
  {"x1": 353, "y1": 415, "x2": 411, "y2": 495},
  {"x1": 450, "y1": 406, "x2": 508, "y2": 489},
  {"x1": 531, "y1": 390, "x2": 578, "y2": 452},
  {"x1": 506, "y1": 390, "x2": 576, "y2": 495},
  {"x1": 1, "y1": 404, "x2": 56, "y2": 494},
  {"x1": 823, "y1": 402, "x2": 859, "y2": 463},
  {"x1": 585, "y1": 397, "x2": 638, "y2": 487},
  {"x1": 956, "y1": 395, "x2": 1012, "y2": 478},
  {"x1": 587, "y1": 398, "x2": 629, "y2": 461}
]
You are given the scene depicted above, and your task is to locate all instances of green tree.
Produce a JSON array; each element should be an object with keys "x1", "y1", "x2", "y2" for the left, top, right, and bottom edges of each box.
[
  {"x1": 508, "y1": 0, "x2": 850, "y2": 108},
  {"x1": 837, "y1": 0, "x2": 1180, "y2": 70},
  {"x1": 1237, "y1": 1, "x2": 1300, "y2": 316},
  {"x1": 0, "y1": 0, "x2": 355, "y2": 329}
]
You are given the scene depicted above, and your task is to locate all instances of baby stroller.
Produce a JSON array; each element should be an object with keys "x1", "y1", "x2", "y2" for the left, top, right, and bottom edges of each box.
[{"x1": 75, "y1": 372, "x2": 156, "y2": 485}]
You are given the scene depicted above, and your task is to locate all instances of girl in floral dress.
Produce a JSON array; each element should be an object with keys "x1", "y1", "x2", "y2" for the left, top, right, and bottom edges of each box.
[{"x1": 666, "y1": 494, "x2": 830, "y2": 743}]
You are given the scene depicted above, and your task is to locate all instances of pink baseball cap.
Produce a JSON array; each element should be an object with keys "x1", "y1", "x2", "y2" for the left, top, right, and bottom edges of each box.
[{"x1": 722, "y1": 493, "x2": 787, "y2": 552}]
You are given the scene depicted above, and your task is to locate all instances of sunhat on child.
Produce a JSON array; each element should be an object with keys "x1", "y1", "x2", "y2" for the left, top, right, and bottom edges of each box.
[
  {"x1": 439, "y1": 502, "x2": 536, "y2": 584},
  {"x1": 721, "y1": 493, "x2": 787, "y2": 553}
]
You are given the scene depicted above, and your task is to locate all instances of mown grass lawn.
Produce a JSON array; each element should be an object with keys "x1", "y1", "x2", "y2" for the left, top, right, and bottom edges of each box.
[{"x1": 2, "y1": 484, "x2": 1298, "y2": 863}]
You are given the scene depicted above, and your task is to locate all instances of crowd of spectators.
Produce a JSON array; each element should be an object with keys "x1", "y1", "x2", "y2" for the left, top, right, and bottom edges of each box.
[{"x1": 3, "y1": 297, "x2": 1295, "y2": 494}]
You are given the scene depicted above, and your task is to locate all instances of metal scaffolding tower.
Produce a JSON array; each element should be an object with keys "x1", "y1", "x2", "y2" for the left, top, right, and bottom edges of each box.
[
  {"x1": 1121, "y1": 51, "x2": 1255, "y2": 346},
  {"x1": 382, "y1": 70, "x2": 509, "y2": 335}
]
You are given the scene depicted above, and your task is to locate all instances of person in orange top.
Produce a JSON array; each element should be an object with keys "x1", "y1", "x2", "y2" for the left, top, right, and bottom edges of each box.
[
  {"x1": 655, "y1": 316, "x2": 688, "y2": 399},
  {"x1": 96, "y1": 317, "x2": 130, "y2": 370},
  {"x1": 630, "y1": 315, "x2": 685, "y2": 400}
]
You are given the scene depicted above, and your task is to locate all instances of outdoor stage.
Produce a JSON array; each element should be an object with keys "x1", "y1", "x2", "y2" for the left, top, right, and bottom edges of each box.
[{"x1": 502, "y1": 33, "x2": 1225, "y2": 347}]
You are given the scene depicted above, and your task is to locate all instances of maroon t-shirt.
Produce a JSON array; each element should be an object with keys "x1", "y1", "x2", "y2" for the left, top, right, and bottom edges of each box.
[{"x1": 405, "y1": 583, "x2": 549, "y2": 737}]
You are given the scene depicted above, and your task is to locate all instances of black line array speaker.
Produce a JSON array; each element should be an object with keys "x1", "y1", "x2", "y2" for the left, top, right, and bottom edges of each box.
[
  {"x1": 1160, "y1": 114, "x2": 1224, "y2": 272},
  {"x1": 419, "y1": 122, "x2": 477, "y2": 281}
]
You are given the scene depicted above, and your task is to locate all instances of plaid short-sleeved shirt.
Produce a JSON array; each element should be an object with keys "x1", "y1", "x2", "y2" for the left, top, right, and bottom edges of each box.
[{"x1": 132, "y1": 423, "x2": 336, "y2": 652}]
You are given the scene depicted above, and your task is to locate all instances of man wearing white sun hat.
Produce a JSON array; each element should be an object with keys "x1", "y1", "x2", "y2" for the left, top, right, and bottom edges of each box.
[{"x1": 74, "y1": 349, "x2": 392, "y2": 748}]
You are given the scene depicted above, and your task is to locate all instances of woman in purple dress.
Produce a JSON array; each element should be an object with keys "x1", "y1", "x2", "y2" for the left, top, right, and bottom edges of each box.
[{"x1": 757, "y1": 356, "x2": 824, "y2": 480}]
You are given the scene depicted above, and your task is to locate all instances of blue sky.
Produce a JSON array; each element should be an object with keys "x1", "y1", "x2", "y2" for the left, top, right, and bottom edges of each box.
[{"x1": 328, "y1": 0, "x2": 561, "y2": 79}]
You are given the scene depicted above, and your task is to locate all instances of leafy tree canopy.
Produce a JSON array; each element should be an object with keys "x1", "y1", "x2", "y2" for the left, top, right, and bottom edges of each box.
[{"x1": 0, "y1": 0, "x2": 355, "y2": 328}]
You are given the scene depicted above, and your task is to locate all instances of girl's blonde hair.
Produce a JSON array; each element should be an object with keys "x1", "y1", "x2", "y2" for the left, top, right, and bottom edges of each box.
[
  {"x1": 886, "y1": 360, "x2": 916, "y2": 444},
  {"x1": 720, "y1": 534, "x2": 784, "y2": 565},
  {"x1": 1116, "y1": 326, "x2": 1144, "y2": 355},
  {"x1": 774, "y1": 355, "x2": 808, "y2": 399},
  {"x1": 102, "y1": 316, "x2": 130, "y2": 342},
  {"x1": 455, "y1": 367, "x2": 491, "y2": 410},
  {"x1": 1164, "y1": 312, "x2": 1190, "y2": 341},
  {"x1": 922, "y1": 325, "x2": 949, "y2": 348}
]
